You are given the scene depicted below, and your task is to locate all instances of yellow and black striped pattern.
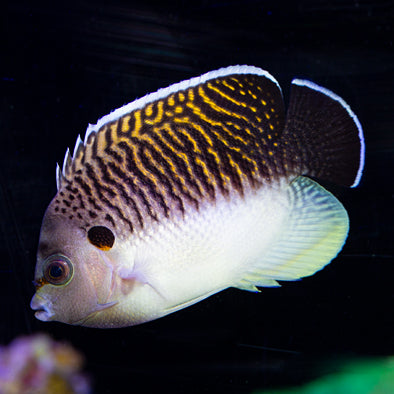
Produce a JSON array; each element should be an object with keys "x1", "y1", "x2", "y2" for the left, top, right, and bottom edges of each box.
[{"x1": 54, "y1": 73, "x2": 286, "y2": 232}]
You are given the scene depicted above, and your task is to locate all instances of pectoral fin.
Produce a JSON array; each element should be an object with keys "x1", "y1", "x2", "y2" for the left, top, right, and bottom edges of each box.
[{"x1": 95, "y1": 301, "x2": 118, "y2": 311}]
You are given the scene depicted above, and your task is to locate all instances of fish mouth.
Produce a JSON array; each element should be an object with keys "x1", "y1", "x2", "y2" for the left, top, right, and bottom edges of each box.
[
  {"x1": 30, "y1": 295, "x2": 54, "y2": 321},
  {"x1": 34, "y1": 309, "x2": 53, "y2": 321}
]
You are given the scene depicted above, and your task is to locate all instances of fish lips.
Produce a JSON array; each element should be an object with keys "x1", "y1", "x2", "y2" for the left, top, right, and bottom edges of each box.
[{"x1": 30, "y1": 294, "x2": 54, "y2": 321}]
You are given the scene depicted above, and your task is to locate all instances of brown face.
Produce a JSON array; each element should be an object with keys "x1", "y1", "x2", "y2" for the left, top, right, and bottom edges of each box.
[{"x1": 30, "y1": 207, "x2": 117, "y2": 325}]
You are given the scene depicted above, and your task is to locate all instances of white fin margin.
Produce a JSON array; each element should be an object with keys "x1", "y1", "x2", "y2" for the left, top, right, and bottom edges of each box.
[
  {"x1": 237, "y1": 176, "x2": 349, "y2": 289},
  {"x1": 57, "y1": 147, "x2": 74, "y2": 191},
  {"x1": 84, "y1": 124, "x2": 96, "y2": 145},
  {"x1": 86, "y1": 65, "x2": 281, "y2": 137},
  {"x1": 56, "y1": 163, "x2": 62, "y2": 191},
  {"x1": 72, "y1": 135, "x2": 83, "y2": 160},
  {"x1": 57, "y1": 131, "x2": 93, "y2": 190},
  {"x1": 56, "y1": 65, "x2": 282, "y2": 190},
  {"x1": 57, "y1": 148, "x2": 72, "y2": 191},
  {"x1": 292, "y1": 79, "x2": 365, "y2": 188}
]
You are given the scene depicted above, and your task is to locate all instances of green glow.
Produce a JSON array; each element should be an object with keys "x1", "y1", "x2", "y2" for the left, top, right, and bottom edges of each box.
[{"x1": 253, "y1": 357, "x2": 394, "y2": 394}]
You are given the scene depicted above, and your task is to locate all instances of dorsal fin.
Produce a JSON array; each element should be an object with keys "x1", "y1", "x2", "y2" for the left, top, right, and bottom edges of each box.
[
  {"x1": 55, "y1": 65, "x2": 285, "y2": 192},
  {"x1": 72, "y1": 135, "x2": 83, "y2": 161},
  {"x1": 58, "y1": 120, "x2": 102, "y2": 190},
  {"x1": 61, "y1": 148, "x2": 72, "y2": 185}
]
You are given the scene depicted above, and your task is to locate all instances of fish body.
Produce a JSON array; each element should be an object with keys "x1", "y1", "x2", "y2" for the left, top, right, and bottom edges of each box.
[{"x1": 30, "y1": 65, "x2": 364, "y2": 328}]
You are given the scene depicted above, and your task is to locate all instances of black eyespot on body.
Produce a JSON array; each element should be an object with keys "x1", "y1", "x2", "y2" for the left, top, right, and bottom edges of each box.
[
  {"x1": 87, "y1": 226, "x2": 115, "y2": 251},
  {"x1": 43, "y1": 254, "x2": 73, "y2": 286}
]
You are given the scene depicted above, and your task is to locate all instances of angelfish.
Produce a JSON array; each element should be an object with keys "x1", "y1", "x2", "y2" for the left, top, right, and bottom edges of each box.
[{"x1": 30, "y1": 65, "x2": 365, "y2": 328}]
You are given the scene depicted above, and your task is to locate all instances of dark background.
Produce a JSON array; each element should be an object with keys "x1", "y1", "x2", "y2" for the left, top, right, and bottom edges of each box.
[{"x1": 1, "y1": 1, "x2": 393, "y2": 393}]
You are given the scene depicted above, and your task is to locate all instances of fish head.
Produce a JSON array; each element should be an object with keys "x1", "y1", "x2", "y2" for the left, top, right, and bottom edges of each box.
[{"x1": 30, "y1": 204, "x2": 123, "y2": 326}]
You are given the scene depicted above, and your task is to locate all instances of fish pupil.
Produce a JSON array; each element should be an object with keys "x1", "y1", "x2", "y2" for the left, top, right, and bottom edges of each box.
[{"x1": 49, "y1": 263, "x2": 63, "y2": 278}]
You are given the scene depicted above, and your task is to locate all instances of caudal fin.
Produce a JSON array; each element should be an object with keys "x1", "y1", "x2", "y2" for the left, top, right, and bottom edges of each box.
[{"x1": 283, "y1": 80, "x2": 365, "y2": 187}]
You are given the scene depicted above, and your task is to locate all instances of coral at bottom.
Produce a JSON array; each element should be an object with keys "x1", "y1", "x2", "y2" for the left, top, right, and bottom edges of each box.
[{"x1": 0, "y1": 333, "x2": 90, "y2": 394}]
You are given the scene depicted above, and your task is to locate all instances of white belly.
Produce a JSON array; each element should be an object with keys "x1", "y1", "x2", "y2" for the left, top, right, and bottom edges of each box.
[
  {"x1": 83, "y1": 175, "x2": 348, "y2": 327},
  {"x1": 132, "y1": 180, "x2": 290, "y2": 311}
]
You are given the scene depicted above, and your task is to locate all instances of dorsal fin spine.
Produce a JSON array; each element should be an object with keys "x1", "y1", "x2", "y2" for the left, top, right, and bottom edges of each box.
[
  {"x1": 84, "y1": 124, "x2": 96, "y2": 145},
  {"x1": 56, "y1": 163, "x2": 62, "y2": 190},
  {"x1": 62, "y1": 148, "x2": 71, "y2": 179},
  {"x1": 73, "y1": 135, "x2": 83, "y2": 160}
]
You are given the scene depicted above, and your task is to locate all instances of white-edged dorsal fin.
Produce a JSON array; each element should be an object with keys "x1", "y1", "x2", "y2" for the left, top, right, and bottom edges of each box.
[
  {"x1": 62, "y1": 148, "x2": 72, "y2": 180},
  {"x1": 56, "y1": 163, "x2": 63, "y2": 191},
  {"x1": 72, "y1": 135, "x2": 83, "y2": 160},
  {"x1": 55, "y1": 65, "x2": 281, "y2": 190},
  {"x1": 84, "y1": 124, "x2": 96, "y2": 145},
  {"x1": 57, "y1": 136, "x2": 86, "y2": 190},
  {"x1": 70, "y1": 134, "x2": 86, "y2": 176},
  {"x1": 86, "y1": 65, "x2": 281, "y2": 137}
]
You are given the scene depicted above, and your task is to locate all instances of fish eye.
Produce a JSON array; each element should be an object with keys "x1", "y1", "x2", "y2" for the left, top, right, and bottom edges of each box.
[
  {"x1": 87, "y1": 226, "x2": 115, "y2": 251},
  {"x1": 43, "y1": 254, "x2": 73, "y2": 286}
]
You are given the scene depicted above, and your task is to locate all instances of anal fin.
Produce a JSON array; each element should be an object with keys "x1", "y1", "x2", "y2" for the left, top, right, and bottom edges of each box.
[
  {"x1": 237, "y1": 279, "x2": 280, "y2": 293},
  {"x1": 236, "y1": 176, "x2": 349, "y2": 290}
]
